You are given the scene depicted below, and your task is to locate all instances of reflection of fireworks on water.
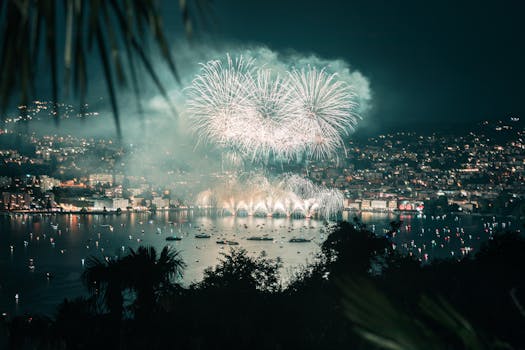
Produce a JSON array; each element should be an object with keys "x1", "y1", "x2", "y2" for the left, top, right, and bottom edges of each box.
[
  {"x1": 195, "y1": 174, "x2": 344, "y2": 219},
  {"x1": 186, "y1": 55, "x2": 359, "y2": 163}
]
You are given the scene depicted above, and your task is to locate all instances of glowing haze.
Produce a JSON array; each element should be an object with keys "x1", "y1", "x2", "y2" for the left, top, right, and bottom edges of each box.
[
  {"x1": 5, "y1": 41, "x2": 370, "y2": 218},
  {"x1": 42, "y1": 44, "x2": 371, "y2": 218}
]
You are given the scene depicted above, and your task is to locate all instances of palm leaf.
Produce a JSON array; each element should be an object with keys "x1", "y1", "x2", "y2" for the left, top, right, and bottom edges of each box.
[
  {"x1": 0, "y1": 0, "x2": 208, "y2": 134},
  {"x1": 419, "y1": 295, "x2": 487, "y2": 349},
  {"x1": 96, "y1": 22, "x2": 121, "y2": 136},
  {"x1": 340, "y1": 277, "x2": 436, "y2": 350},
  {"x1": 339, "y1": 277, "x2": 499, "y2": 350}
]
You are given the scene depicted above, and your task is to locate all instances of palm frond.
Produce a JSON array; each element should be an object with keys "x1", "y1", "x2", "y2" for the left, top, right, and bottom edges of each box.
[
  {"x1": 340, "y1": 277, "x2": 436, "y2": 350},
  {"x1": 419, "y1": 295, "x2": 487, "y2": 349},
  {"x1": 0, "y1": 0, "x2": 208, "y2": 134},
  {"x1": 339, "y1": 277, "x2": 499, "y2": 350}
]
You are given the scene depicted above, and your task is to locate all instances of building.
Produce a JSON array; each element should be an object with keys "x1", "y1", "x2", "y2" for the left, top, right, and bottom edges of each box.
[
  {"x1": 387, "y1": 200, "x2": 398, "y2": 211},
  {"x1": 347, "y1": 202, "x2": 361, "y2": 211},
  {"x1": 361, "y1": 200, "x2": 371, "y2": 210},
  {"x1": 112, "y1": 198, "x2": 129, "y2": 210},
  {"x1": 1, "y1": 192, "x2": 32, "y2": 210},
  {"x1": 371, "y1": 200, "x2": 387, "y2": 210},
  {"x1": 151, "y1": 196, "x2": 169, "y2": 209},
  {"x1": 89, "y1": 174, "x2": 113, "y2": 186},
  {"x1": 449, "y1": 199, "x2": 478, "y2": 212},
  {"x1": 398, "y1": 200, "x2": 424, "y2": 211},
  {"x1": 93, "y1": 198, "x2": 113, "y2": 210},
  {"x1": 39, "y1": 175, "x2": 61, "y2": 192}
]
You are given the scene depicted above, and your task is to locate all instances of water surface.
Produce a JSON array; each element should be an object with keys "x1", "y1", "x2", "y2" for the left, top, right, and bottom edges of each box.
[{"x1": 0, "y1": 210, "x2": 515, "y2": 316}]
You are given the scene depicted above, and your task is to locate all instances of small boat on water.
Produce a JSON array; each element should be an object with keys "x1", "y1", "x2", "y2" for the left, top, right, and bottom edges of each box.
[
  {"x1": 216, "y1": 239, "x2": 239, "y2": 245},
  {"x1": 195, "y1": 233, "x2": 211, "y2": 239},
  {"x1": 289, "y1": 237, "x2": 311, "y2": 243},
  {"x1": 51, "y1": 224, "x2": 58, "y2": 230},
  {"x1": 246, "y1": 236, "x2": 274, "y2": 241},
  {"x1": 165, "y1": 236, "x2": 182, "y2": 241}
]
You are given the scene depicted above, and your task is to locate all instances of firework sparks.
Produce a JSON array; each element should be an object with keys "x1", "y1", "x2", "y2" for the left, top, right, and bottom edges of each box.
[
  {"x1": 196, "y1": 173, "x2": 343, "y2": 219},
  {"x1": 185, "y1": 55, "x2": 360, "y2": 164}
]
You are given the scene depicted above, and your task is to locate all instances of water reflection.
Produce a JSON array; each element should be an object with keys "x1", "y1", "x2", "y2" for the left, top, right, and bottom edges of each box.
[{"x1": 0, "y1": 210, "x2": 516, "y2": 316}]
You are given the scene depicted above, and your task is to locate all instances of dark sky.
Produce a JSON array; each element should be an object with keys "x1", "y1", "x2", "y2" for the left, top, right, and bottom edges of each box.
[{"x1": 197, "y1": 0, "x2": 524, "y2": 133}]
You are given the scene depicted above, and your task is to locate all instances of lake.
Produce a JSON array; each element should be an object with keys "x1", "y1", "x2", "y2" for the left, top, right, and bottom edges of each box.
[{"x1": 0, "y1": 210, "x2": 516, "y2": 316}]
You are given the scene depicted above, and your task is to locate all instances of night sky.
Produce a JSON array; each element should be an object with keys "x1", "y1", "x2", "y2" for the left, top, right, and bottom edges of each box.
[
  {"x1": 195, "y1": 0, "x2": 524, "y2": 133},
  {"x1": 15, "y1": 1, "x2": 525, "y2": 135}
]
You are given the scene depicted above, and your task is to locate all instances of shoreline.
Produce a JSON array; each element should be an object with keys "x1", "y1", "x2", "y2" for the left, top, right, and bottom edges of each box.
[
  {"x1": 345, "y1": 208, "x2": 518, "y2": 219},
  {"x1": 0, "y1": 208, "x2": 194, "y2": 216},
  {"x1": 1, "y1": 208, "x2": 518, "y2": 219}
]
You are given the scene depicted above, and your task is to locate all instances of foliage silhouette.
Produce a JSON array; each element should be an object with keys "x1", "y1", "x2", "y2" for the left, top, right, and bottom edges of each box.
[
  {"x1": 81, "y1": 245, "x2": 185, "y2": 321},
  {"x1": 0, "y1": 0, "x2": 211, "y2": 135},
  {"x1": 5, "y1": 222, "x2": 525, "y2": 350},
  {"x1": 194, "y1": 248, "x2": 281, "y2": 293}
]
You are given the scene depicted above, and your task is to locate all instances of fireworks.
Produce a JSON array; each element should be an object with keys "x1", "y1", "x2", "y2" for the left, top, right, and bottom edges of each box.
[
  {"x1": 195, "y1": 173, "x2": 343, "y2": 219},
  {"x1": 186, "y1": 55, "x2": 359, "y2": 163},
  {"x1": 186, "y1": 54, "x2": 355, "y2": 219}
]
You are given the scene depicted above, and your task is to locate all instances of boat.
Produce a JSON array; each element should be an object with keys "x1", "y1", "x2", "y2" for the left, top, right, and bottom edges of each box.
[
  {"x1": 51, "y1": 224, "x2": 58, "y2": 230},
  {"x1": 289, "y1": 237, "x2": 311, "y2": 243},
  {"x1": 216, "y1": 239, "x2": 239, "y2": 245},
  {"x1": 195, "y1": 233, "x2": 211, "y2": 239},
  {"x1": 165, "y1": 236, "x2": 182, "y2": 241},
  {"x1": 246, "y1": 236, "x2": 274, "y2": 241}
]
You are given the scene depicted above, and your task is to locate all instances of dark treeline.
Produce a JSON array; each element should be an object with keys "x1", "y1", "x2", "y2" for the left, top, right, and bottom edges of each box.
[{"x1": 2, "y1": 221, "x2": 525, "y2": 350}]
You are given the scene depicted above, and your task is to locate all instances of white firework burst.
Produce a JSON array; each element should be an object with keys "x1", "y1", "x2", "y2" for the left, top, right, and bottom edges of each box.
[
  {"x1": 195, "y1": 173, "x2": 343, "y2": 219},
  {"x1": 185, "y1": 55, "x2": 360, "y2": 164},
  {"x1": 186, "y1": 55, "x2": 255, "y2": 148},
  {"x1": 287, "y1": 67, "x2": 358, "y2": 160},
  {"x1": 239, "y1": 69, "x2": 298, "y2": 162}
]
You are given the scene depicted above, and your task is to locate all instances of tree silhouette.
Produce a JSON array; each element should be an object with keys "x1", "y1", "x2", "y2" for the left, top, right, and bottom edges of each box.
[
  {"x1": 321, "y1": 220, "x2": 391, "y2": 276},
  {"x1": 81, "y1": 256, "x2": 129, "y2": 321},
  {"x1": 5, "y1": 228, "x2": 525, "y2": 349},
  {"x1": 196, "y1": 248, "x2": 281, "y2": 293},
  {"x1": 82, "y1": 245, "x2": 185, "y2": 320},
  {"x1": 122, "y1": 246, "x2": 186, "y2": 317},
  {"x1": 53, "y1": 297, "x2": 102, "y2": 349}
]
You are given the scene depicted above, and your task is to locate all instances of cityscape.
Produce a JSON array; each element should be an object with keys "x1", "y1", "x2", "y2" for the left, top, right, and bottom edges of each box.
[
  {"x1": 1, "y1": 1, "x2": 524, "y2": 349},
  {"x1": 1, "y1": 117, "x2": 523, "y2": 217}
]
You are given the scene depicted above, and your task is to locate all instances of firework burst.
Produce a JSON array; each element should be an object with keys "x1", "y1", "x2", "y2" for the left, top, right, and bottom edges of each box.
[
  {"x1": 287, "y1": 67, "x2": 357, "y2": 160},
  {"x1": 185, "y1": 55, "x2": 360, "y2": 164},
  {"x1": 195, "y1": 173, "x2": 343, "y2": 219}
]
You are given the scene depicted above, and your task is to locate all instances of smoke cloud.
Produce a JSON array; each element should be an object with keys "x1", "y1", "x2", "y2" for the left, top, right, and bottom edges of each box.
[
  {"x1": 147, "y1": 43, "x2": 372, "y2": 118},
  {"x1": 119, "y1": 42, "x2": 372, "y2": 197},
  {"x1": 20, "y1": 42, "x2": 372, "y2": 203}
]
